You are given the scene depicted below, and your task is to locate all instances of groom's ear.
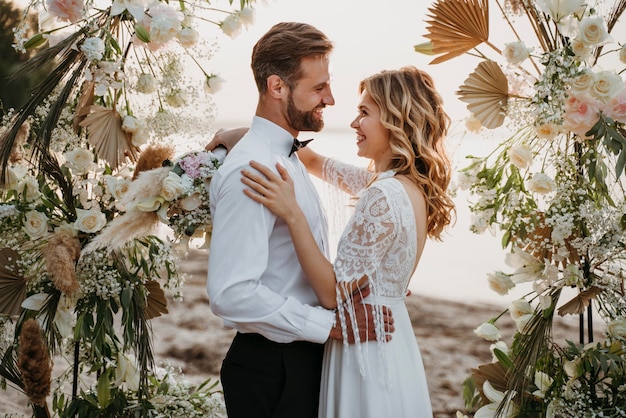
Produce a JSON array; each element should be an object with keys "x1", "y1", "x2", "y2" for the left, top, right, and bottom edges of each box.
[{"x1": 267, "y1": 75, "x2": 287, "y2": 100}]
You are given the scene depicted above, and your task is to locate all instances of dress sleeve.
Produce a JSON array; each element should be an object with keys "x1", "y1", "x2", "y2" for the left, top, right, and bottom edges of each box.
[
  {"x1": 333, "y1": 184, "x2": 396, "y2": 283},
  {"x1": 322, "y1": 157, "x2": 374, "y2": 196}
]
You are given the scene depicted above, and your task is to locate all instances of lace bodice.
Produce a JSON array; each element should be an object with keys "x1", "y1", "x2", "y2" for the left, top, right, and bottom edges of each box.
[{"x1": 322, "y1": 158, "x2": 417, "y2": 298}]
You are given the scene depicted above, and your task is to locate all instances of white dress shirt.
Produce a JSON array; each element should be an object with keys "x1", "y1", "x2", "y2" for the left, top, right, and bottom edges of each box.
[{"x1": 207, "y1": 116, "x2": 334, "y2": 344}]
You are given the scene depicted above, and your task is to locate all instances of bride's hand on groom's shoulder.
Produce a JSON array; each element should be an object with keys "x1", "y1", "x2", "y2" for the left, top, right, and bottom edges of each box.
[{"x1": 205, "y1": 127, "x2": 249, "y2": 152}]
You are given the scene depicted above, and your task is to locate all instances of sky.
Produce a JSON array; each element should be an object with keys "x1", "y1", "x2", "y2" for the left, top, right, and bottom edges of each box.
[{"x1": 208, "y1": 0, "x2": 474, "y2": 129}]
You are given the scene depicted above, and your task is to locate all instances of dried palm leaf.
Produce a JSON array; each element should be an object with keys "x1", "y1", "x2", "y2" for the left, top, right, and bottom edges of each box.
[
  {"x1": 557, "y1": 286, "x2": 603, "y2": 316},
  {"x1": 471, "y1": 362, "x2": 509, "y2": 397},
  {"x1": 457, "y1": 60, "x2": 508, "y2": 129},
  {"x1": 79, "y1": 106, "x2": 139, "y2": 170},
  {"x1": 144, "y1": 280, "x2": 168, "y2": 319},
  {"x1": 424, "y1": 0, "x2": 489, "y2": 64},
  {"x1": 0, "y1": 248, "x2": 26, "y2": 316},
  {"x1": 73, "y1": 81, "x2": 95, "y2": 133}
]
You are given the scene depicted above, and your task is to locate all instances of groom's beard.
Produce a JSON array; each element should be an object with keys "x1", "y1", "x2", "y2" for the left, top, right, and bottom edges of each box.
[{"x1": 287, "y1": 93, "x2": 325, "y2": 132}]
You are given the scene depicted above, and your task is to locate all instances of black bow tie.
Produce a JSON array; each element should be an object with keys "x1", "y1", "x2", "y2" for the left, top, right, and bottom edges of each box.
[{"x1": 290, "y1": 138, "x2": 313, "y2": 156}]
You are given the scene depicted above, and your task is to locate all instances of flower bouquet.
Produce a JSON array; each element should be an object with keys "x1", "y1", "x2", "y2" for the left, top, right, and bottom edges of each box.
[
  {"x1": 0, "y1": 0, "x2": 253, "y2": 415},
  {"x1": 418, "y1": 0, "x2": 626, "y2": 416}
]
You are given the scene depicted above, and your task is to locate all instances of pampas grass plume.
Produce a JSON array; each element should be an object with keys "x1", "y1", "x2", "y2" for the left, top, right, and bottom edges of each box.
[
  {"x1": 17, "y1": 319, "x2": 52, "y2": 407},
  {"x1": 44, "y1": 230, "x2": 82, "y2": 296}
]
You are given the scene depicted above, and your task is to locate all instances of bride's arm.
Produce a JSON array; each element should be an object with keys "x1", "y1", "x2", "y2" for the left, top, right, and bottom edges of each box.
[{"x1": 241, "y1": 160, "x2": 366, "y2": 309}]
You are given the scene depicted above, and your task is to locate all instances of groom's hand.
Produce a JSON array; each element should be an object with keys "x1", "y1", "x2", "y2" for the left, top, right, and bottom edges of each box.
[{"x1": 328, "y1": 285, "x2": 395, "y2": 343}]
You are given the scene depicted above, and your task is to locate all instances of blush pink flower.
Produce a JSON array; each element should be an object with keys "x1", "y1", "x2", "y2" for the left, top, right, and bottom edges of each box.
[
  {"x1": 46, "y1": 0, "x2": 84, "y2": 23},
  {"x1": 563, "y1": 93, "x2": 601, "y2": 136},
  {"x1": 603, "y1": 87, "x2": 626, "y2": 124}
]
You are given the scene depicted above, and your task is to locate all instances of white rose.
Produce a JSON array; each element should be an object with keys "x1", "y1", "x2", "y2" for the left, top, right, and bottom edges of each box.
[
  {"x1": 150, "y1": 7, "x2": 182, "y2": 45},
  {"x1": 160, "y1": 172, "x2": 184, "y2": 201},
  {"x1": 536, "y1": 123, "x2": 560, "y2": 140},
  {"x1": 502, "y1": 41, "x2": 530, "y2": 65},
  {"x1": 135, "y1": 196, "x2": 165, "y2": 212},
  {"x1": 509, "y1": 299, "x2": 534, "y2": 320},
  {"x1": 23, "y1": 210, "x2": 49, "y2": 239},
  {"x1": 204, "y1": 74, "x2": 225, "y2": 94},
  {"x1": 1, "y1": 165, "x2": 28, "y2": 190},
  {"x1": 569, "y1": 68, "x2": 595, "y2": 93},
  {"x1": 589, "y1": 70, "x2": 624, "y2": 103},
  {"x1": 607, "y1": 319, "x2": 626, "y2": 340},
  {"x1": 80, "y1": 37, "x2": 105, "y2": 61},
  {"x1": 64, "y1": 148, "x2": 96, "y2": 175},
  {"x1": 136, "y1": 73, "x2": 156, "y2": 94},
  {"x1": 620, "y1": 44, "x2": 626, "y2": 64},
  {"x1": 177, "y1": 27, "x2": 199, "y2": 48},
  {"x1": 239, "y1": 6, "x2": 255, "y2": 27},
  {"x1": 19, "y1": 176, "x2": 42, "y2": 202},
  {"x1": 527, "y1": 172, "x2": 555, "y2": 194},
  {"x1": 105, "y1": 176, "x2": 131, "y2": 201},
  {"x1": 121, "y1": 115, "x2": 142, "y2": 134},
  {"x1": 220, "y1": 13, "x2": 242, "y2": 39},
  {"x1": 507, "y1": 144, "x2": 533, "y2": 169},
  {"x1": 473, "y1": 322, "x2": 501, "y2": 341},
  {"x1": 131, "y1": 126, "x2": 150, "y2": 147},
  {"x1": 577, "y1": 16, "x2": 610, "y2": 46},
  {"x1": 74, "y1": 208, "x2": 107, "y2": 233},
  {"x1": 487, "y1": 271, "x2": 515, "y2": 295},
  {"x1": 570, "y1": 38, "x2": 592, "y2": 60}
]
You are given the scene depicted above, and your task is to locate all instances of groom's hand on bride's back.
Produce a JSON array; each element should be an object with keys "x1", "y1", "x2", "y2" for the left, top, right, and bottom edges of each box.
[
  {"x1": 328, "y1": 285, "x2": 395, "y2": 344},
  {"x1": 205, "y1": 127, "x2": 249, "y2": 152}
]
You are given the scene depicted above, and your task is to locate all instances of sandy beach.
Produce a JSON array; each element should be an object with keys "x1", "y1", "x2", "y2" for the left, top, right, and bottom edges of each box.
[{"x1": 1, "y1": 247, "x2": 604, "y2": 418}]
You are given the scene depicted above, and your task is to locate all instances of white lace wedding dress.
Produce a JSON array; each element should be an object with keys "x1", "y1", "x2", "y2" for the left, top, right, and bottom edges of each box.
[{"x1": 318, "y1": 158, "x2": 433, "y2": 418}]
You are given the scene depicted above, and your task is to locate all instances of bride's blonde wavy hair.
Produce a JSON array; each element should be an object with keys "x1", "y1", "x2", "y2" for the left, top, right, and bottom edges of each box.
[{"x1": 360, "y1": 66, "x2": 455, "y2": 240}]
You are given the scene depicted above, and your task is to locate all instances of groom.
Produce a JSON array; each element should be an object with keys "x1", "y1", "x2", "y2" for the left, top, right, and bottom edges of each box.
[{"x1": 206, "y1": 22, "x2": 394, "y2": 418}]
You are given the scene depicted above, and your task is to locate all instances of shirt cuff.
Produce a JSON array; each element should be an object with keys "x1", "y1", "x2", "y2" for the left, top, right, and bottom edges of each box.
[{"x1": 299, "y1": 305, "x2": 336, "y2": 344}]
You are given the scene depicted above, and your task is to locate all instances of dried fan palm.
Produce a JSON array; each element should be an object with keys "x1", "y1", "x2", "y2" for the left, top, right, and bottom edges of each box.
[
  {"x1": 557, "y1": 286, "x2": 603, "y2": 316},
  {"x1": 79, "y1": 106, "x2": 139, "y2": 170},
  {"x1": 0, "y1": 248, "x2": 26, "y2": 316},
  {"x1": 424, "y1": 0, "x2": 490, "y2": 64},
  {"x1": 457, "y1": 60, "x2": 509, "y2": 129},
  {"x1": 73, "y1": 81, "x2": 95, "y2": 133},
  {"x1": 144, "y1": 280, "x2": 168, "y2": 319},
  {"x1": 471, "y1": 361, "x2": 508, "y2": 397}
]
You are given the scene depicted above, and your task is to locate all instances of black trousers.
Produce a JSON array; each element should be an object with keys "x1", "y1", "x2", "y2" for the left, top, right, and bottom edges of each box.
[{"x1": 220, "y1": 332, "x2": 324, "y2": 418}]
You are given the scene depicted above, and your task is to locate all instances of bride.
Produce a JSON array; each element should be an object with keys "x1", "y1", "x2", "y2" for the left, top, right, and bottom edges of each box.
[{"x1": 239, "y1": 65, "x2": 455, "y2": 417}]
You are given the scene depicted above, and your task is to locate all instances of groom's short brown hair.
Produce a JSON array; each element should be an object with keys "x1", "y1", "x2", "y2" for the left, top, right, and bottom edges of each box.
[{"x1": 251, "y1": 22, "x2": 333, "y2": 94}]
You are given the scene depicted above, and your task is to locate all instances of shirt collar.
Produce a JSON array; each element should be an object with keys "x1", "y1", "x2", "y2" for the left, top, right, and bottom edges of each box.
[{"x1": 251, "y1": 116, "x2": 296, "y2": 156}]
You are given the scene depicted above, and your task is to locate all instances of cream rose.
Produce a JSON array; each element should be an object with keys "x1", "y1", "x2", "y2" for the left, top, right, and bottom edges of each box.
[
  {"x1": 569, "y1": 69, "x2": 595, "y2": 93},
  {"x1": 577, "y1": 16, "x2": 610, "y2": 46},
  {"x1": 220, "y1": 13, "x2": 242, "y2": 39},
  {"x1": 589, "y1": 70, "x2": 624, "y2": 103},
  {"x1": 160, "y1": 172, "x2": 184, "y2": 201},
  {"x1": 527, "y1": 172, "x2": 555, "y2": 194},
  {"x1": 507, "y1": 144, "x2": 533, "y2": 169},
  {"x1": 502, "y1": 41, "x2": 530, "y2": 65},
  {"x1": 570, "y1": 38, "x2": 592, "y2": 60},
  {"x1": 105, "y1": 176, "x2": 131, "y2": 201},
  {"x1": 204, "y1": 74, "x2": 225, "y2": 95},
  {"x1": 473, "y1": 322, "x2": 501, "y2": 341},
  {"x1": 607, "y1": 319, "x2": 626, "y2": 340},
  {"x1": 64, "y1": 148, "x2": 96, "y2": 175},
  {"x1": 19, "y1": 176, "x2": 42, "y2": 202},
  {"x1": 2, "y1": 165, "x2": 28, "y2": 190},
  {"x1": 149, "y1": 6, "x2": 182, "y2": 45},
  {"x1": 23, "y1": 210, "x2": 49, "y2": 239},
  {"x1": 74, "y1": 208, "x2": 107, "y2": 233},
  {"x1": 536, "y1": 123, "x2": 560, "y2": 140},
  {"x1": 487, "y1": 271, "x2": 515, "y2": 295}
]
